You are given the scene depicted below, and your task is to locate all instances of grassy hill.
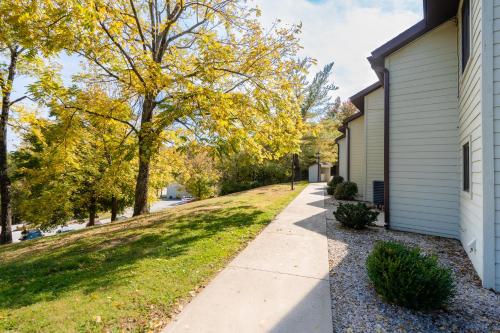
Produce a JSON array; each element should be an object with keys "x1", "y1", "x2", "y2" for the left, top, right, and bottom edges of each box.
[{"x1": 0, "y1": 183, "x2": 307, "y2": 332}]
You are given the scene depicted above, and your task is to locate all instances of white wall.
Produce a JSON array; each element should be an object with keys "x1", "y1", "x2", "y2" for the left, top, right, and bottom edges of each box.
[
  {"x1": 338, "y1": 138, "x2": 348, "y2": 180},
  {"x1": 386, "y1": 21, "x2": 460, "y2": 238},
  {"x1": 321, "y1": 167, "x2": 332, "y2": 182},
  {"x1": 308, "y1": 164, "x2": 331, "y2": 182},
  {"x1": 348, "y1": 117, "x2": 365, "y2": 199},
  {"x1": 308, "y1": 164, "x2": 319, "y2": 182},
  {"x1": 364, "y1": 88, "x2": 385, "y2": 202},
  {"x1": 457, "y1": 0, "x2": 490, "y2": 286}
]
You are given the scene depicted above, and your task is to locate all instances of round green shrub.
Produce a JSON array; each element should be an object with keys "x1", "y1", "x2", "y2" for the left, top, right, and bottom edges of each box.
[
  {"x1": 334, "y1": 183, "x2": 346, "y2": 199},
  {"x1": 334, "y1": 181, "x2": 358, "y2": 200},
  {"x1": 328, "y1": 176, "x2": 344, "y2": 189},
  {"x1": 327, "y1": 176, "x2": 344, "y2": 195},
  {"x1": 334, "y1": 203, "x2": 379, "y2": 229},
  {"x1": 366, "y1": 241, "x2": 455, "y2": 310}
]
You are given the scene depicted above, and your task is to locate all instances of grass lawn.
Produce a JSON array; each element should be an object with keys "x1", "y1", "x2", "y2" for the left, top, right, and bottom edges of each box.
[{"x1": 0, "y1": 183, "x2": 307, "y2": 332}]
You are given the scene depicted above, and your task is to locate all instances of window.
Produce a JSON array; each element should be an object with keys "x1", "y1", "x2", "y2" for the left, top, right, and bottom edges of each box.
[
  {"x1": 463, "y1": 142, "x2": 470, "y2": 192},
  {"x1": 461, "y1": 0, "x2": 470, "y2": 72}
]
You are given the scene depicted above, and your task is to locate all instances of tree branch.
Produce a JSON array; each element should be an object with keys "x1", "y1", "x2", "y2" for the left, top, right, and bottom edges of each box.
[
  {"x1": 62, "y1": 103, "x2": 139, "y2": 134},
  {"x1": 9, "y1": 96, "x2": 29, "y2": 107},
  {"x1": 129, "y1": 0, "x2": 149, "y2": 53},
  {"x1": 94, "y1": 4, "x2": 147, "y2": 87}
]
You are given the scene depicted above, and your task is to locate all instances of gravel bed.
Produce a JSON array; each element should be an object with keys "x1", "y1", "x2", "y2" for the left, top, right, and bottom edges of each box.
[{"x1": 326, "y1": 197, "x2": 500, "y2": 333}]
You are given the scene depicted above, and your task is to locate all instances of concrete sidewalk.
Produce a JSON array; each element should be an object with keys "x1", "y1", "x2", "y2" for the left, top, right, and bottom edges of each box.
[{"x1": 164, "y1": 184, "x2": 333, "y2": 333}]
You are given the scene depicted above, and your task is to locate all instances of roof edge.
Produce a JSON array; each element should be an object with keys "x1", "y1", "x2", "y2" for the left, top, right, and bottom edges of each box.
[
  {"x1": 368, "y1": 0, "x2": 459, "y2": 77},
  {"x1": 334, "y1": 133, "x2": 346, "y2": 144},
  {"x1": 339, "y1": 111, "x2": 364, "y2": 131},
  {"x1": 349, "y1": 81, "x2": 383, "y2": 112}
]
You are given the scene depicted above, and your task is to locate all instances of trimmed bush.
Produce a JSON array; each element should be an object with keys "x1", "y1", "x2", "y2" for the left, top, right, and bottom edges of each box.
[
  {"x1": 328, "y1": 176, "x2": 344, "y2": 188},
  {"x1": 334, "y1": 181, "x2": 358, "y2": 200},
  {"x1": 327, "y1": 176, "x2": 344, "y2": 195},
  {"x1": 366, "y1": 241, "x2": 455, "y2": 310},
  {"x1": 334, "y1": 183, "x2": 346, "y2": 199},
  {"x1": 334, "y1": 203, "x2": 379, "y2": 229}
]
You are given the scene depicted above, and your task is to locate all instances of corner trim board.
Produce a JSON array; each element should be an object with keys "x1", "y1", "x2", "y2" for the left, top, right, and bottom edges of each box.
[{"x1": 480, "y1": 0, "x2": 496, "y2": 289}]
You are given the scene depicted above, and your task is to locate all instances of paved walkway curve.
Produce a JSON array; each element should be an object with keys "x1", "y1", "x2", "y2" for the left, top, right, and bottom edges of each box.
[{"x1": 163, "y1": 184, "x2": 333, "y2": 333}]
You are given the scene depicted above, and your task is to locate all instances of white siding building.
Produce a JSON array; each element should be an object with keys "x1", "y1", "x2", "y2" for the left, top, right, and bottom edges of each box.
[
  {"x1": 336, "y1": 83, "x2": 384, "y2": 203},
  {"x1": 348, "y1": 84, "x2": 385, "y2": 203},
  {"x1": 308, "y1": 163, "x2": 333, "y2": 183},
  {"x1": 336, "y1": 112, "x2": 366, "y2": 200},
  {"x1": 348, "y1": 116, "x2": 365, "y2": 200},
  {"x1": 166, "y1": 183, "x2": 189, "y2": 200},
  {"x1": 335, "y1": 0, "x2": 499, "y2": 291},
  {"x1": 336, "y1": 135, "x2": 348, "y2": 180},
  {"x1": 385, "y1": 21, "x2": 460, "y2": 239},
  {"x1": 364, "y1": 88, "x2": 384, "y2": 203}
]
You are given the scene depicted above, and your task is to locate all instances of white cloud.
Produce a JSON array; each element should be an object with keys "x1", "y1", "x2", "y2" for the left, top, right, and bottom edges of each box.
[{"x1": 252, "y1": 0, "x2": 421, "y2": 99}]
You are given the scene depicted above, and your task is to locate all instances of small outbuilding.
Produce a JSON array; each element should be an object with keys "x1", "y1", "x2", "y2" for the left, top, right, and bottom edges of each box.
[
  {"x1": 308, "y1": 163, "x2": 333, "y2": 183},
  {"x1": 166, "y1": 183, "x2": 190, "y2": 199}
]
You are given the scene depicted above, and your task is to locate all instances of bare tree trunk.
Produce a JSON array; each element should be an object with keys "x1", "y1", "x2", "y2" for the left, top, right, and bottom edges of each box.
[
  {"x1": 111, "y1": 196, "x2": 118, "y2": 222},
  {"x1": 87, "y1": 195, "x2": 97, "y2": 227},
  {"x1": 0, "y1": 49, "x2": 18, "y2": 245},
  {"x1": 133, "y1": 95, "x2": 155, "y2": 216}
]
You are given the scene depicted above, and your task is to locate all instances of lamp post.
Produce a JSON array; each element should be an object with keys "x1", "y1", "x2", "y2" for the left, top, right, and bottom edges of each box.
[
  {"x1": 316, "y1": 152, "x2": 321, "y2": 182},
  {"x1": 291, "y1": 153, "x2": 299, "y2": 190}
]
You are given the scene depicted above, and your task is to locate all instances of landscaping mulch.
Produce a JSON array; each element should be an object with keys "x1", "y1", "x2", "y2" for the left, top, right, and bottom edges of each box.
[{"x1": 325, "y1": 197, "x2": 500, "y2": 333}]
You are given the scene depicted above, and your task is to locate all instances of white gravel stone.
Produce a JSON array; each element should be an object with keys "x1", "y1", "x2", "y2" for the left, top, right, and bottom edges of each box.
[{"x1": 325, "y1": 196, "x2": 500, "y2": 333}]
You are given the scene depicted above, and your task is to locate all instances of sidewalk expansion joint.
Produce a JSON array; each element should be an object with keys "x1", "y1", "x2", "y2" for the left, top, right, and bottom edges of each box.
[
  {"x1": 228, "y1": 264, "x2": 330, "y2": 282},
  {"x1": 262, "y1": 230, "x2": 327, "y2": 238}
]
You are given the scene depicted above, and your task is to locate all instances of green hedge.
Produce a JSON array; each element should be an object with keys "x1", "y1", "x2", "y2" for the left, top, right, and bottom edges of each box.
[
  {"x1": 327, "y1": 176, "x2": 344, "y2": 195},
  {"x1": 334, "y1": 181, "x2": 358, "y2": 200},
  {"x1": 334, "y1": 203, "x2": 378, "y2": 229},
  {"x1": 366, "y1": 241, "x2": 455, "y2": 310}
]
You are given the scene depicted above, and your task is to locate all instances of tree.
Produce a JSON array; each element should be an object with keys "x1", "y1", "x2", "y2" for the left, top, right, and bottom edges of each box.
[
  {"x1": 62, "y1": 89, "x2": 137, "y2": 225},
  {"x1": 327, "y1": 97, "x2": 357, "y2": 123},
  {"x1": 300, "y1": 118, "x2": 341, "y2": 168},
  {"x1": 11, "y1": 87, "x2": 138, "y2": 228},
  {"x1": 0, "y1": 0, "x2": 75, "y2": 243},
  {"x1": 297, "y1": 97, "x2": 357, "y2": 171},
  {"x1": 217, "y1": 150, "x2": 291, "y2": 194},
  {"x1": 288, "y1": 60, "x2": 338, "y2": 177},
  {"x1": 299, "y1": 61, "x2": 338, "y2": 121},
  {"x1": 72, "y1": 0, "x2": 303, "y2": 216},
  {"x1": 11, "y1": 114, "x2": 80, "y2": 229},
  {"x1": 179, "y1": 147, "x2": 219, "y2": 200},
  {"x1": 149, "y1": 145, "x2": 180, "y2": 201}
]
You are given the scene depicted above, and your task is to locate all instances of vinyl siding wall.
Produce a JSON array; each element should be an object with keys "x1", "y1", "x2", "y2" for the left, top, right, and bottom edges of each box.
[
  {"x1": 385, "y1": 21, "x2": 460, "y2": 238},
  {"x1": 491, "y1": 0, "x2": 500, "y2": 290},
  {"x1": 338, "y1": 138, "x2": 348, "y2": 180},
  {"x1": 348, "y1": 117, "x2": 365, "y2": 199},
  {"x1": 458, "y1": 0, "x2": 489, "y2": 284},
  {"x1": 364, "y1": 88, "x2": 385, "y2": 202}
]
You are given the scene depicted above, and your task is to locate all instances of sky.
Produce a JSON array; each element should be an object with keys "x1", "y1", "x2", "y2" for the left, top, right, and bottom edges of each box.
[
  {"x1": 8, "y1": 0, "x2": 423, "y2": 149},
  {"x1": 253, "y1": 0, "x2": 422, "y2": 99}
]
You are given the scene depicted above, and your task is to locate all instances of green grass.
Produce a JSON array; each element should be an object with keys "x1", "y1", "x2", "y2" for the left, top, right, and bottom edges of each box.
[{"x1": 0, "y1": 183, "x2": 307, "y2": 332}]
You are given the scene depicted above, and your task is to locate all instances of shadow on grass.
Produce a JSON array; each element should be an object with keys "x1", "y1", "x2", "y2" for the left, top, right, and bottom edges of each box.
[{"x1": 0, "y1": 205, "x2": 263, "y2": 310}]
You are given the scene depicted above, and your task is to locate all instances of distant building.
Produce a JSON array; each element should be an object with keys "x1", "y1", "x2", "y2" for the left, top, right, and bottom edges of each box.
[
  {"x1": 166, "y1": 183, "x2": 190, "y2": 199},
  {"x1": 308, "y1": 163, "x2": 333, "y2": 183}
]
